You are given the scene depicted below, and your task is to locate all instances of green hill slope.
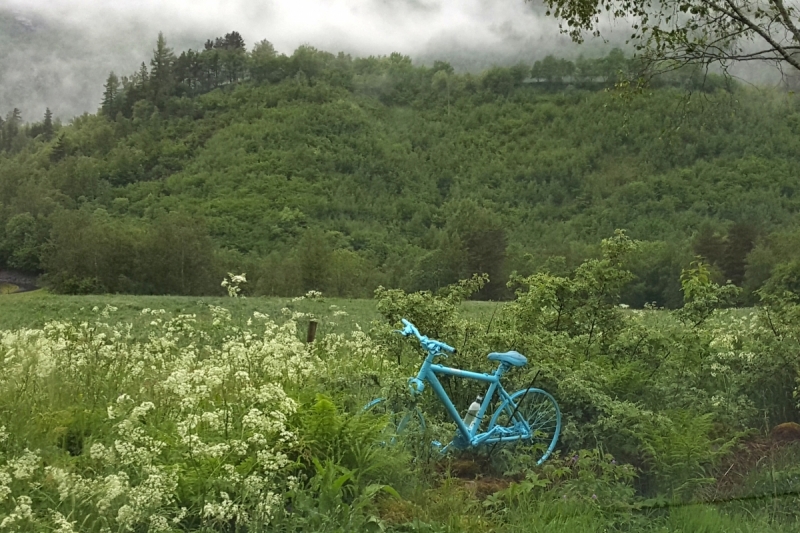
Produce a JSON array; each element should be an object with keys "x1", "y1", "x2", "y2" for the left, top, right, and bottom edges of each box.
[{"x1": 2, "y1": 37, "x2": 800, "y2": 305}]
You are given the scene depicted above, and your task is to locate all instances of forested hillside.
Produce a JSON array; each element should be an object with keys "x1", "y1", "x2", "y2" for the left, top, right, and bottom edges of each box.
[{"x1": 2, "y1": 32, "x2": 800, "y2": 305}]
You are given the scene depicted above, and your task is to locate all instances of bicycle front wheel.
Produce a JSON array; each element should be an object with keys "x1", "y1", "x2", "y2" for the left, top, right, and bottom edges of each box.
[
  {"x1": 362, "y1": 397, "x2": 426, "y2": 448},
  {"x1": 488, "y1": 388, "x2": 561, "y2": 465}
]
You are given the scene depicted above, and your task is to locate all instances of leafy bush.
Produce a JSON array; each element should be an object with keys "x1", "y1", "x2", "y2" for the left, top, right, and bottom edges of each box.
[{"x1": 3, "y1": 231, "x2": 800, "y2": 530}]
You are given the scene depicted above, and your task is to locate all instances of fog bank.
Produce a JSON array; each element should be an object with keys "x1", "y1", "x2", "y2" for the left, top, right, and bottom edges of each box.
[{"x1": 0, "y1": 0, "x2": 780, "y2": 121}]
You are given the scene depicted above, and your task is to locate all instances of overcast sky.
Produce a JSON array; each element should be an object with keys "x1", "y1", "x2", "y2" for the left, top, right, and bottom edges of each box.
[
  {"x1": 0, "y1": 0, "x2": 779, "y2": 120},
  {"x1": 5, "y1": 0, "x2": 617, "y2": 57},
  {"x1": 0, "y1": 0, "x2": 641, "y2": 119}
]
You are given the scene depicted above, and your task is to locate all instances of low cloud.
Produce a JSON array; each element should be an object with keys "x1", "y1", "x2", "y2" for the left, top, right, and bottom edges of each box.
[{"x1": 1, "y1": 0, "x2": 634, "y2": 120}]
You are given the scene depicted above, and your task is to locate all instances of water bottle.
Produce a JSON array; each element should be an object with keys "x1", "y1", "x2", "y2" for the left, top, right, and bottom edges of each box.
[{"x1": 463, "y1": 395, "x2": 483, "y2": 429}]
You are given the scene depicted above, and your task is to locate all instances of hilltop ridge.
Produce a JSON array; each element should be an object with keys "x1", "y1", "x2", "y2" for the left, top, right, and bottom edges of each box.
[{"x1": 1, "y1": 34, "x2": 800, "y2": 305}]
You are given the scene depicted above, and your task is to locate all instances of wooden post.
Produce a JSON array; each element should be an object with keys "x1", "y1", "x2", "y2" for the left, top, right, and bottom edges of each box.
[{"x1": 306, "y1": 320, "x2": 318, "y2": 344}]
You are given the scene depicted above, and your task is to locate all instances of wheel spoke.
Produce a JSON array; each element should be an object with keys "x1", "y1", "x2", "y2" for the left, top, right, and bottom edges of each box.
[{"x1": 489, "y1": 388, "x2": 561, "y2": 464}]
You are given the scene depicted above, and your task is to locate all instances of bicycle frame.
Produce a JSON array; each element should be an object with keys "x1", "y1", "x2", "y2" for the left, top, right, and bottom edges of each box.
[{"x1": 411, "y1": 356, "x2": 531, "y2": 450}]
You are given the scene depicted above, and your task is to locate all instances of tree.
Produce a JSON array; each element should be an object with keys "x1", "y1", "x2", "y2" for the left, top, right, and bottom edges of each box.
[
  {"x1": 290, "y1": 45, "x2": 332, "y2": 80},
  {"x1": 142, "y1": 213, "x2": 216, "y2": 295},
  {"x1": 200, "y1": 48, "x2": 223, "y2": 89},
  {"x1": 693, "y1": 223, "x2": 758, "y2": 286},
  {"x1": 174, "y1": 49, "x2": 202, "y2": 95},
  {"x1": 137, "y1": 62, "x2": 149, "y2": 89},
  {"x1": 599, "y1": 48, "x2": 629, "y2": 83},
  {"x1": 150, "y1": 33, "x2": 176, "y2": 106},
  {"x1": 432, "y1": 70, "x2": 453, "y2": 114},
  {"x1": 101, "y1": 72, "x2": 121, "y2": 117},
  {"x1": 481, "y1": 65, "x2": 527, "y2": 96},
  {"x1": 42, "y1": 108, "x2": 54, "y2": 140},
  {"x1": 1, "y1": 109, "x2": 22, "y2": 152},
  {"x1": 531, "y1": 55, "x2": 575, "y2": 83},
  {"x1": 50, "y1": 133, "x2": 68, "y2": 163},
  {"x1": 297, "y1": 228, "x2": 333, "y2": 292},
  {"x1": 574, "y1": 55, "x2": 602, "y2": 85},
  {"x1": 445, "y1": 200, "x2": 509, "y2": 300},
  {"x1": 719, "y1": 222, "x2": 759, "y2": 286},
  {"x1": 540, "y1": 0, "x2": 800, "y2": 75},
  {"x1": 200, "y1": 32, "x2": 248, "y2": 85},
  {"x1": 1, "y1": 213, "x2": 46, "y2": 272},
  {"x1": 250, "y1": 40, "x2": 285, "y2": 83},
  {"x1": 219, "y1": 31, "x2": 245, "y2": 51},
  {"x1": 43, "y1": 209, "x2": 139, "y2": 294}
]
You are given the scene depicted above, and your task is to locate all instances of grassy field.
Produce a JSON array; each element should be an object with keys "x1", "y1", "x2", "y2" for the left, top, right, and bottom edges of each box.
[
  {"x1": 0, "y1": 290, "x2": 503, "y2": 334},
  {"x1": 1, "y1": 290, "x2": 798, "y2": 532}
]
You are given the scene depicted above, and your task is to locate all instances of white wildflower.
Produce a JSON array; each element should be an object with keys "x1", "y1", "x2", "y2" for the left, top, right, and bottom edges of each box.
[
  {"x1": 221, "y1": 273, "x2": 247, "y2": 298},
  {"x1": 150, "y1": 514, "x2": 171, "y2": 532},
  {"x1": 8, "y1": 449, "x2": 39, "y2": 480},
  {"x1": 97, "y1": 473, "x2": 129, "y2": 512},
  {"x1": 0, "y1": 471, "x2": 12, "y2": 502},
  {"x1": 51, "y1": 511, "x2": 77, "y2": 533},
  {"x1": 1, "y1": 495, "x2": 33, "y2": 528},
  {"x1": 130, "y1": 401, "x2": 155, "y2": 419},
  {"x1": 172, "y1": 507, "x2": 188, "y2": 524}
]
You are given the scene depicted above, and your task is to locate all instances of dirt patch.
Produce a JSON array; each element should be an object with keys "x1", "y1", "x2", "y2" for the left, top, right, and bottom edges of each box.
[
  {"x1": 705, "y1": 427, "x2": 800, "y2": 501},
  {"x1": 436, "y1": 454, "x2": 520, "y2": 499},
  {"x1": 771, "y1": 422, "x2": 800, "y2": 442}
]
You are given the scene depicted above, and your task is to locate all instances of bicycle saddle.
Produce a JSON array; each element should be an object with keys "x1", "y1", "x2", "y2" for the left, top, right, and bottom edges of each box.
[{"x1": 487, "y1": 350, "x2": 527, "y2": 367}]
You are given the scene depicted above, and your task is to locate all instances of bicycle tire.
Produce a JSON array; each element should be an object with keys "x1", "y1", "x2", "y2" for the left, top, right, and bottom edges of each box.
[
  {"x1": 488, "y1": 388, "x2": 561, "y2": 465},
  {"x1": 362, "y1": 397, "x2": 426, "y2": 447}
]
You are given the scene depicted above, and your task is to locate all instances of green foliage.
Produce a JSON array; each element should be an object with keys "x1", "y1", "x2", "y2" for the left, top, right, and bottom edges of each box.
[
  {"x1": 375, "y1": 274, "x2": 488, "y2": 341},
  {"x1": 506, "y1": 230, "x2": 638, "y2": 353},
  {"x1": 678, "y1": 260, "x2": 741, "y2": 327},
  {"x1": 639, "y1": 411, "x2": 736, "y2": 499},
  {"x1": 298, "y1": 394, "x2": 408, "y2": 486},
  {"x1": 276, "y1": 458, "x2": 399, "y2": 532},
  {"x1": 3, "y1": 241, "x2": 800, "y2": 530},
  {"x1": 3, "y1": 36, "x2": 799, "y2": 301}
]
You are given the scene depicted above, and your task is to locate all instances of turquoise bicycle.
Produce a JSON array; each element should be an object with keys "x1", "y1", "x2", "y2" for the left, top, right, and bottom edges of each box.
[{"x1": 364, "y1": 319, "x2": 561, "y2": 465}]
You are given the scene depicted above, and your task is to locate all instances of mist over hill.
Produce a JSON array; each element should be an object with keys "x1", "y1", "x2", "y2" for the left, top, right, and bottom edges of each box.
[{"x1": 1, "y1": 0, "x2": 633, "y2": 121}]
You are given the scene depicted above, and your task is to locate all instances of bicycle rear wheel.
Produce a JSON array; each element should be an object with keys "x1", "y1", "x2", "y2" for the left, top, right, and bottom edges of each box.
[
  {"x1": 488, "y1": 388, "x2": 561, "y2": 465},
  {"x1": 362, "y1": 397, "x2": 426, "y2": 448}
]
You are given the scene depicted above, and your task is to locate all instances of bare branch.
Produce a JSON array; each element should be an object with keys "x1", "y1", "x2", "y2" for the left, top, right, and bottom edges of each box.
[{"x1": 769, "y1": 0, "x2": 800, "y2": 46}]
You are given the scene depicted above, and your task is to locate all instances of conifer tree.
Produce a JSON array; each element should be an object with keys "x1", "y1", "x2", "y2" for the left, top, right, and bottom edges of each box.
[
  {"x1": 137, "y1": 63, "x2": 149, "y2": 90},
  {"x1": 220, "y1": 31, "x2": 246, "y2": 83},
  {"x1": 150, "y1": 32, "x2": 176, "y2": 106},
  {"x1": 222, "y1": 31, "x2": 245, "y2": 51},
  {"x1": 2, "y1": 109, "x2": 21, "y2": 152},
  {"x1": 50, "y1": 133, "x2": 67, "y2": 162},
  {"x1": 123, "y1": 63, "x2": 150, "y2": 111},
  {"x1": 43, "y1": 108, "x2": 53, "y2": 140},
  {"x1": 101, "y1": 72, "x2": 120, "y2": 118}
]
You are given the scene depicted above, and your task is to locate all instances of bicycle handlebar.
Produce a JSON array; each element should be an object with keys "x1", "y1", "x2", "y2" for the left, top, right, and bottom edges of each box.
[{"x1": 398, "y1": 318, "x2": 456, "y2": 356}]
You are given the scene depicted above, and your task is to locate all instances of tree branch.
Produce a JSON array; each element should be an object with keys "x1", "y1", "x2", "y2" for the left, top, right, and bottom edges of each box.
[
  {"x1": 769, "y1": 0, "x2": 800, "y2": 46},
  {"x1": 714, "y1": 0, "x2": 800, "y2": 70}
]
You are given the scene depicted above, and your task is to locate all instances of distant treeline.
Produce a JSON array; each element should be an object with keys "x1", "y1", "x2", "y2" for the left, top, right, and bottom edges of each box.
[
  {"x1": 96, "y1": 32, "x2": 728, "y2": 120},
  {"x1": 1, "y1": 33, "x2": 797, "y2": 306}
]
